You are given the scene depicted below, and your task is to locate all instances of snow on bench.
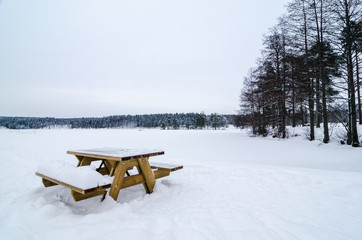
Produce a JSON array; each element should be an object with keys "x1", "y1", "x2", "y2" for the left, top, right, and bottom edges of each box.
[
  {"x1": 150, "y1": 162, "x2": 183, "y2": 172},
  {"x1": 36, "y1": 162, "x2": 112, "y2": 194},
  {"x1": 149, "y1": 162, "x2": 183, "y2": 180}
]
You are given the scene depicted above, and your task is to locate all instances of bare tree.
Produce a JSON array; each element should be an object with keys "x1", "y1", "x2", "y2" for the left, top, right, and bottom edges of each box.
[{"x1": 332, "y1": 0, "x2": 361, "y2": 147}]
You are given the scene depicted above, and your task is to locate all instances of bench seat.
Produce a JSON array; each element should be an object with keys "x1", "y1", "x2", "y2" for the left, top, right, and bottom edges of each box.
[
  {"x1": 150, "y1": 162, "x2": 183, "y2": 172},
  {"x1": 36, "y1": 163, "x2": 112, "y2": 201},
  {"x1": 150, "y1": 162, "x2": 183, "y2": 179}
]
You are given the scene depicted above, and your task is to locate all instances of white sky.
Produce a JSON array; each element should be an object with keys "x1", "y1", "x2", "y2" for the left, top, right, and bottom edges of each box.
[{"x1": 0, "y1": 0, "x2": 288, "y2": 117}]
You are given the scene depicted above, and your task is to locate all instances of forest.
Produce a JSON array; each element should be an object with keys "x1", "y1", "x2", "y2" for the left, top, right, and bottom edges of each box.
[
  {"x1": 239, "y1": 0, "x2": 361, "y2": 146},
  {"x1": 0, "y1": 113, "x2": 232, "y2": 130}
]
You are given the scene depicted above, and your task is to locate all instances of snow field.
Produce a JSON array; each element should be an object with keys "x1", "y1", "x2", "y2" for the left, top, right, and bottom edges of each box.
[{"x1": 0, "y1": 127, "x2": 361, "y2": 240}]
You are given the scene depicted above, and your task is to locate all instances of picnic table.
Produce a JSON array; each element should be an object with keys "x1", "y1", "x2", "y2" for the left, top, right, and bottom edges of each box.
[{"x1": 36, "y1": 148, "x2": 183, "y2": 202}]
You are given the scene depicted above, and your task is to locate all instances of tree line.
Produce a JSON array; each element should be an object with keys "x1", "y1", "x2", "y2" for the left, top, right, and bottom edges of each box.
[
  {"x1": 239, "y1": 0, "x2": 361, "y2": 146},
  {"x1": 0, "y1": 113, "x2": 232, "y2": 130}
]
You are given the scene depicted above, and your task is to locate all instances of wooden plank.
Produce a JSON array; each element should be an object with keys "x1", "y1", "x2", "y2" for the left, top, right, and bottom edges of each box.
[
  {"x1": 109, "y1": 162, "x2": 128, "y2": 200},
  {"x1": 121, "y1": 174, "x2": 145, "y2": 189},
  {"x1": 77, "y1": 157, "x2": 93, "y2": 166},
  {"x1": 83, "y1": 184, "x2": 111, "y2": 194},
  {"x1": 136, "y1": 165, "x2": 149, "y2": 193},
  {"x1": 137, "y1": 157, "x2": 155, "y2": 194},
  {"x1": 35, "y1": 172, "x2": 111, "y2": 194},
  {"x1": 154, "y1": 169, "x2": 171, "y2": 179},
  {"x1": 105, "y1": 160, "x2": 117, "y2": 176},
  {"x1": 96, "y1": 167, "x2": 109, "y2": 176},
  {"x1": 108, "y1": 159, "x2": 139, "y2": 176},
  {"x1": 125, "y1": 159, "x2": 139, "y2": 173},
  {"x1": 36, "y1": 172, "x2": 86, "y2": 194},
  {"x1": 150, "y1": 163, "x2": 183, "y2": 172},
  {"x1": 121, "y1": 152, "x2": 164, "y2": 160},
  {"x1": 42, "y1": 178, "x2": 58, "y2": 187},
  {"x1": 71, "y1": 189, "x2": 107, "y2": 202},
  {"x1": 117, "y1": 170, "x2": 172, "y2": 189},
  {"x1": 76, "y1": 156, "x2": 83, "y2": 167},
  {"x1": 67, "y1": 150, "x2": 164, "y2": 162}
]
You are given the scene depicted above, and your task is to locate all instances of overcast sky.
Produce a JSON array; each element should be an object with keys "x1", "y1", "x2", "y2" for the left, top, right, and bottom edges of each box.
[{"x1": 0, "y1": 0, "x2": 288, "y2": 117}]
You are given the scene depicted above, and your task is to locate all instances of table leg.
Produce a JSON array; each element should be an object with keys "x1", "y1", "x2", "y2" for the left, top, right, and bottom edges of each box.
[
  {"x1": 109, "y1": 162, "x2": 128, "y2": 201},
  {"x1": 106, "y1": 160, "x2": 118, "y2": 176},
  {"x1": 137, "y1": 157, "x2": 156, "y2": 193},
  {"x1": 76, "y1": 156, "x2": 92, "y2": 167}
]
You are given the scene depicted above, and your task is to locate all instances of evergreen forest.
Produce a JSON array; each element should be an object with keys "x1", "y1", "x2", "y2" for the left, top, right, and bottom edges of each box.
[{"x1": 0, "y1": 113, "x2": 232, "y2": 130}]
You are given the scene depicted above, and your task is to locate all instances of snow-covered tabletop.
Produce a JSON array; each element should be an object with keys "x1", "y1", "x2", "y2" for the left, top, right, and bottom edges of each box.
[{"x1": 67, "y1": 148, "x2": 164, "y2": 161}]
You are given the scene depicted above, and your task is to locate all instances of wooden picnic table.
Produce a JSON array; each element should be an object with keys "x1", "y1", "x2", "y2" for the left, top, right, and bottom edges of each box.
[{"x1": 36, "y1": 148, "x2": 182, "y2": 202}]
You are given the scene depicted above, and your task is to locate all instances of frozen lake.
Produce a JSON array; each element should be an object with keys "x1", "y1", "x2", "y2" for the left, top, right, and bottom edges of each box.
[{"x1": 0, "y1": 127, "x2": 361, "y2": 240}]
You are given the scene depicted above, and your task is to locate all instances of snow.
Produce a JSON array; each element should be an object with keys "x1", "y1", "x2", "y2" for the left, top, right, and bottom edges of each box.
[
  {"x1": 68, "y1": 147, "x2": 164, "y2": 159},
  {"x1": 36, "y1": 163, "x2": 111, "y2": 190},
  {"x1": 0, "y1": 127, "x2": 362, "y2": 240}
]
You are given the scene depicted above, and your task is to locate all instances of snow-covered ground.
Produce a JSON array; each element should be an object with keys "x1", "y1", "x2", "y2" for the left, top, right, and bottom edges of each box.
[{"x1": 0, "y1": 127, "x2": 361, "y2": 240}]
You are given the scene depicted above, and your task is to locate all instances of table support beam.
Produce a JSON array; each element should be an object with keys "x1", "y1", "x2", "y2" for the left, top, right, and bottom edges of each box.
[
  {"x1": 42, "y1": 178, "x2": 58, "y2": 187},
  {"x1": 137, "y1": 157, "x2": 156, "y2": 194},
  {"x1": 72, "y1": 189, "x2": 107, "y2": 202},
  {"x1": 109, "y1": 162, "x2": 128, "y2": 200},
  {"x1": 77, "y1": 156, "x2": 92, "y2": 167}
]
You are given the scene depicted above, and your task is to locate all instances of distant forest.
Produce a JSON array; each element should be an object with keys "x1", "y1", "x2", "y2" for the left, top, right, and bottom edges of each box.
[
  {"x1": 0, "y1": 113, "x2": 234, "y2": 130},
  {"x1": 238, "y1": 0, "x2": 361, "y2": 147}
]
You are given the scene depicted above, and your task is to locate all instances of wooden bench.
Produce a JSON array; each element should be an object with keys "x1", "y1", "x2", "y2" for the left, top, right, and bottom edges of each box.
[
  {"x1": 150, "y1": 162, "x2": 183, "y2": 179},
  {"x1": 36, "y1": 161, "x2": 183, "y2": 202},
  {"x1": 36, "y1": 164, "x2": 112, "y2": 202}
]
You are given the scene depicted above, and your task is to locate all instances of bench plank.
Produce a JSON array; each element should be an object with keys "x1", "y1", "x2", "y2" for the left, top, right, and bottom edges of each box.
[
  {"x1": 72, "y1": 189, "x2": 107, "y2": 202},
  {"x1": 150, "y1": 162, "x2": 183, "y2": 172},
  {"x1": 36, "y1": 172, "x2": 111, "y2": 194},
  {"x1": 37, "y1": 162, "x2": 112, "y2": 190},
  {"x1": 67, "y1": 148, "x2": 164, "y2": 162}
]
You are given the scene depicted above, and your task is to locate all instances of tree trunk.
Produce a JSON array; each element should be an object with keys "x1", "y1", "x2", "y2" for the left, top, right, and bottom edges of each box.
[
  {"x1": 347, "y1": 78, "x2": 352, "y2": 145},
  {"x1": 344, "y1": 0, "x2": 359, "y2": 147},
  {"x1": 313, "y1": 0, "x2": 329, "y2": 143},
  {"x1": 304, "y1": 0, "x2": 314, "y2": 140},
  {"x1": 316, "y1": 76, "x2": 322, "y2": 127},
  {"x1": 356, "y1": 52, "x2": 361, "y2": 124},
  {"x1": 309, "y1": 82, "x2": 315, "y2": 141},
  {"x1": 322, "y1": 70, "x2": 329, "y2": 143},
  {"x1": 348, "y1": 48, "x2": 359, "y2": 146},
  {"x1": 321, "y1": 1, "x2": 330, "y2": 143},
  {"x1": 281, "y1": 34, "x2": 287, "y2": 138},
  {"x1": 301, "y1": 104, "x2": 305, "y2": 126},
  {"x1": 292, "y1": 77, "x2": 296, "y2": 127}
]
